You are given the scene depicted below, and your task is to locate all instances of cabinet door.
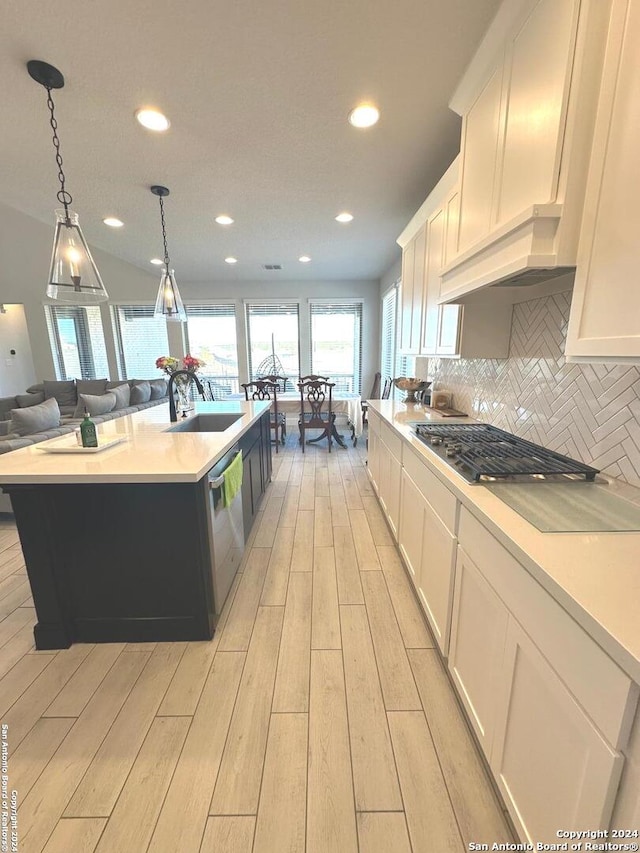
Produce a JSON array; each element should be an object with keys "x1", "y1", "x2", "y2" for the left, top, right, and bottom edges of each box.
[
  {"x1": 492, "y1": 618, "x2": 624, "y2": 843},
  {"x1": 497, "y1": 0, "x2": 577, "y2": 224},
  {"x1": 458, "y1": 67, "x2": 503, "y2": 253},
  {"x1": 421, "y1": 207, "x2": 446, "y2": 354},
  {"x1": 566, "y1": 0, "x2": 640, "y2": 361},
  {"x1": 398, "y1": 470, "x2": 456, "y2": 655},
  {"x1": 399, "y1": 235, "x2": 416, "y2": 353},
  {"x1": 400, "y1": 226, "x2": 426, "y2": 354},
  {"x1": 398, "y1": 469, "x2": 423, "y2": 584},
  {"x1": 367, "y1": 428, "x2": 380, "y2": 493},
  {"x1": 416, "y1": 494, "x2": 456, "y2": 655},
  {"x1": 448, "y1": 547, "x2": 509, "y2": 758},
  {"x1": 435, "y1": 304, "x2": 462, "y2": 355},
  {"x1": 377, "y1": 441, "x2": 401, "y2": 539}
]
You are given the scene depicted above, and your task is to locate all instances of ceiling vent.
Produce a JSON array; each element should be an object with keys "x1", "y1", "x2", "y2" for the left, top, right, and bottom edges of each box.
[{"x1": 262, "y1": 264, "x2": 282, "y2": 271}]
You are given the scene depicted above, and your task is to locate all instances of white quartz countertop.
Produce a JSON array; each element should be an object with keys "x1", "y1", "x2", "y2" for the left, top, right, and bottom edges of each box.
[
  {"x1": 0, "y1": 401, "x2": 270, "y2": 485},
  {"x1": 368, "y1": 400, "x2": 640, "y2": 682}
]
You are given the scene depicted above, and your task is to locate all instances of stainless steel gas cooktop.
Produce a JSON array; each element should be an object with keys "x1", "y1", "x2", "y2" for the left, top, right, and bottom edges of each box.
[{"x1": 414, "y1": 423, "x2": 600, "y2": 484}]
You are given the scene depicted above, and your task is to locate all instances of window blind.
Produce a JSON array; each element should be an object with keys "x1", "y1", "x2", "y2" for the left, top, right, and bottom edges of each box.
[
  {"x1": 185, "y1": 304, "x2": 240, "y2": 396},
  {"x1": 45, "y1": 305, "x2": 108, "y2": 381},
  {"x1": 112, "y1": 305, "x2": 169, "y2": 379},
  {"x1": 245, "y1": 302, "x2": 300, "y2": 381},
  {"x1": 309, "y1": 301, "x2": 363, "y2": 394},
  {"x1": 380, "y1": 286, "x2": 397, "y2": 391}
]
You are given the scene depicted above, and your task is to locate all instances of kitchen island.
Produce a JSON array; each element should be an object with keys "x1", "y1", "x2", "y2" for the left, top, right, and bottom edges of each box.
[{"x1": 0, "y1": 400, "x2": 272, "y2": 649}]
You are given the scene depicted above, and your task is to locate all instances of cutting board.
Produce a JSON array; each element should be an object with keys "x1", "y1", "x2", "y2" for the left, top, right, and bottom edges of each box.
[{"x1": 425, "y1": 406, "x2": 468, "y2": 418}]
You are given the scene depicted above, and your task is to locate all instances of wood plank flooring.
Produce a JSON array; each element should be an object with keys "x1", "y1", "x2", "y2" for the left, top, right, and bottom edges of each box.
[{"x1": 0, "y1": 431, "x2": 513, "y2": 852}]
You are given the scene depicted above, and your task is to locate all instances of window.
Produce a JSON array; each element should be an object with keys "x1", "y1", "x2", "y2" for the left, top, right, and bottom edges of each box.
[
  {"x1": 112, "y1": 305, "x2": 169, "y2": 379},
  {"x1": 246, "y1": 302, "x2": 300, "y2": 383},
  {"x1": 309, "y1": 301, "x2": 362, "y2": 393},
  {"x1": 381, "y1": 284, "x2": 398, "y2": 389},
  {"x1": 46, "y1": 305, "x2": 109, "y2": 380},
  {"x1": 185, "y1": 304, "x2": 240, "y2": 397}
]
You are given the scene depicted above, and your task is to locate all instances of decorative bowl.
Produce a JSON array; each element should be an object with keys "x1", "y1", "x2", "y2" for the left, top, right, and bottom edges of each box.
[{"x1": 393, "y1": 377, "x2": 432, "y2": 403}]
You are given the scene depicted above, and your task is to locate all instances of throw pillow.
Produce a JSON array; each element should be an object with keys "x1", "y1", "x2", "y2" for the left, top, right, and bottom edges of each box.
[
  {"x1": 26, "y1": 383, "x2": 44, "y2": 395},
  {"x1": 76, "y1": 379, "x2": 108, "y2": 397},
  {"x1": 10, "y1": 397, "x2": 61, "y2": 437},
  {"x1": 110, "y1": 384, "x2": 131, "y2": 410},
  {"x1": 130, "y1": 381, "x2": 151, "y2": 404},
  {"x1": 149, "y1": 378, "x2": 168, "y2": 400},
  {"x1": 74, "y1": 392, "x2": 116, "y2": 418},
  {"x1": 43, "y1": 380, "x2": 77, "y2": 409},
  {"x1": 16, "y1": 391, "x2": 46, "y2": 408}
]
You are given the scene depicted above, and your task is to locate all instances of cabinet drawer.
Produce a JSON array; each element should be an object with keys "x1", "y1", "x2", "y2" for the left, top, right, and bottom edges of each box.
[
  {"x1": 403, "y1": 445, "x2": 458, "y2": 533},
  {"x1": 459, "y1": 507, "x2": 636, "y2": 747},
  {"x1": 380, "y1": 421, "x2": 402, "y2": 460}
]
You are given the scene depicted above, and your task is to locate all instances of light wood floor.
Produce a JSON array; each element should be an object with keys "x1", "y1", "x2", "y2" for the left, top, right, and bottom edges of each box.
[{"x1": 0, "y1": 431, "x2": 514, "y2": 852}]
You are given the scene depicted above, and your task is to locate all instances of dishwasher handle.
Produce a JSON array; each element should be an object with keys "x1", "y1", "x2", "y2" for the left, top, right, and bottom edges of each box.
[{"x1": 208, "y1": 450, "x2": 242, "y2": 490}]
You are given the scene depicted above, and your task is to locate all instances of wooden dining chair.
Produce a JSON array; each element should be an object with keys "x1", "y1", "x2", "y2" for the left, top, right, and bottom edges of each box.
[
  {"x1": 297, "y1": 379, "x2": 336, "y2": 452},
  {"x1": 257, "y1": 374, "x2": 289, "y2": 393},
  {"x1": 299, "y1": 374, "x2": 329, "y2": 383},
  {"x1": 361, "y1": 371, "x2": 381, "y2": 428},
  {"x1": 241, "y1": 380, "x2": 286, "y2": 452}
]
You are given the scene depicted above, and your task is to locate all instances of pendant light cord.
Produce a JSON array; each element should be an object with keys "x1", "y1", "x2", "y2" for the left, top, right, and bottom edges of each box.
[
  {"x1": 44, "y1": 87, "x2": 73, "y2": 217},
  {"x1": 158, "y1": 196, "x2": 171, "y2": 269}
]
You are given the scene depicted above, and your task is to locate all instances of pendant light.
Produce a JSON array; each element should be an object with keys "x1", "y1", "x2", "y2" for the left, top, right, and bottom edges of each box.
[
  {"x1": 150, "y1": 186, "x2": 186, "y2": 322},
  {"x1": 27, "y1": 60, "x2": 108, "y2": 304}
]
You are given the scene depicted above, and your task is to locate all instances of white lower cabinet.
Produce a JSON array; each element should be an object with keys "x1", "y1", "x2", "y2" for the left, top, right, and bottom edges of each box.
[
  {"x1": 366, "y1": 422, "x2": 380, "y2": 494},
  {"x1": 492, "y1": 617, "x2": 624, "y2": 844},
  {"x1": 448, "y1": 546, "x2": 508, "y2": 757},
  {"x1": 378, "y1": 442, "x2": 401, "y2": 539},
  {"x1": 369, "y1": 413, "x2": 637, "y2": 844},
  {"x1": 398, "y1": 468, "x2": 456, "y2": 654}
]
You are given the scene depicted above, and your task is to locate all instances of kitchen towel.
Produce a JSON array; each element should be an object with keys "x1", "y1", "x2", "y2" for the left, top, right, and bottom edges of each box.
[{"x1": 223, "y1": 451, "x2": 243, "y2": 507}]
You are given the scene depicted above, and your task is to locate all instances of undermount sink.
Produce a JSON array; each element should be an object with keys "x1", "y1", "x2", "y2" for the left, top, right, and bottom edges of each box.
[{"x1": 166, "y1": 413, "x2": 242, "y2": 433}]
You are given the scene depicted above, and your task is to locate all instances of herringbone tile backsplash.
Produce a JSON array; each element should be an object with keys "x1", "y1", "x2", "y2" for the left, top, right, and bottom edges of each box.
[{"x1": 429, "y1": 290, "x2": 640, "y2": 487}]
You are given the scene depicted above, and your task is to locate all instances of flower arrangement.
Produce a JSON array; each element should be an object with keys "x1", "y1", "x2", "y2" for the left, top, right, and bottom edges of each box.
[{"x1": 155, "y1": 354, "x2": 206, "y2": 376}]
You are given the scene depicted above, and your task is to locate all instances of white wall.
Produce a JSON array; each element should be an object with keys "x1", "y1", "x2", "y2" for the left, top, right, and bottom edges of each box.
[
  {"x1": 0, "y1": 203, "x2": 381, "y2": 393},
  {"x1": 0, "y1": 304, "x2": 37, "y2": 396}
]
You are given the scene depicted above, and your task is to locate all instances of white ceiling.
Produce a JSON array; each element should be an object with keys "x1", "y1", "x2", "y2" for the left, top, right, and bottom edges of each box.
[{"x1": 0, "y1": 0, "x2": 501, "y2": 284}]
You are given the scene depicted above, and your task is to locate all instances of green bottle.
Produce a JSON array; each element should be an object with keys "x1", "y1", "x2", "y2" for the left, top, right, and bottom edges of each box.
[{"x1": 80, "y1": 410, "x2": 98, "y2": 448}]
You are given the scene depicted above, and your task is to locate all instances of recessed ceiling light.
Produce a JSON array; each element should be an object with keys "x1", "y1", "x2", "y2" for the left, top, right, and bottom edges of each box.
[
  {"x1": 135, "y1": 108, "x2": 170, "y2": 132},
  {"x1": 299, "y1": 255, "x2": 311, "y2": 263},
  {"x1": 103, "y1": 217, "x2": 124, "y2": 228},
  {"x1": 150, "y1": 258, "x2": 164, "y2": 265},
  {"x1": 348, "y1": 104, "x2": 380, "y2": 128},
  {"x1": 215, "y1": 215, "x2": 234, "y2": 225},
  {"x1": 225, "y1": 257, "x2": 238, "y2": 264},
  {"x1": 335, "y1": 212, "x2": 354, "y2": 223}
]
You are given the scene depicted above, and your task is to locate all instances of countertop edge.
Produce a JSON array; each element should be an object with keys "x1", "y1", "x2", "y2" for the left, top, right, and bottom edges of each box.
[{"x1": 0, "y1": 401, "x2": 271, "y2": 485}]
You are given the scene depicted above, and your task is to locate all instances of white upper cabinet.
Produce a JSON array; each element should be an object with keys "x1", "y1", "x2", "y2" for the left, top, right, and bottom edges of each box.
[
  {"x1": 440, "y1": 0, "x2": 611, "y2": 302},
  {"x1": 398, "y1": 158, "x2": 512, "y2": 359},
  {"x1": 565, "y1": 0, "x2": 640, "y2": 362}
]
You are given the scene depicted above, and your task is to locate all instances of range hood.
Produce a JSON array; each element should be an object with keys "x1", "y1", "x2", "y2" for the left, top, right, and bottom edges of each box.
[{"x1": 438, "y1": 203, "x2": 578, "y2": 304}]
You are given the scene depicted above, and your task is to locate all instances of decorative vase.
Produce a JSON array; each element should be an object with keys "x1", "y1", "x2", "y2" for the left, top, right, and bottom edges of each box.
[{"x1": 175, "y1": 379, "x2": 191, "y2": 417}]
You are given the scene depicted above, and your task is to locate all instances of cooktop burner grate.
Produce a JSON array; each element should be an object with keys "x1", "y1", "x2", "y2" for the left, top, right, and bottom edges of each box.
[{"x1": 414, "y1": 423, "x2": 599, "y2": 483}]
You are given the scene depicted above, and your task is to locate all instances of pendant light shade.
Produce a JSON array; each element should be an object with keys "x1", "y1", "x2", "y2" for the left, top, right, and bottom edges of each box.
[
  {"x1": 150, "y1": 185, "x2": 186, "y2": 322},
  {"x1": 154, "y1": 268, "x2": 186, "y2": 322},
  {"x1": 28, "y1": 60, "x2": 108, "y2": 304},
  {"x1": 47, "y1": 209, "x2": 108, "y2": 303}
]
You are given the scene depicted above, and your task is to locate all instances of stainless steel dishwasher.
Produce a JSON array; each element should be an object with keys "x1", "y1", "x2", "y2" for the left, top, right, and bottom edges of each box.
[{"x1": 206, "y1": 444, "x2": 244, "y2": 617}]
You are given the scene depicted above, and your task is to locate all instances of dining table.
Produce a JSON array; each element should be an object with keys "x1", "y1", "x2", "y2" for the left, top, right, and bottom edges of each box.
[{"x1": 226, "y1": 392, "x2": 363, "y2": 448}]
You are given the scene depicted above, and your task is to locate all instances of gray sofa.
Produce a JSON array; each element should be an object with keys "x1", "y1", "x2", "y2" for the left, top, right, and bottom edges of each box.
[{"x1": 0, "y1": 378, "x2": 168, "y2": 455}]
